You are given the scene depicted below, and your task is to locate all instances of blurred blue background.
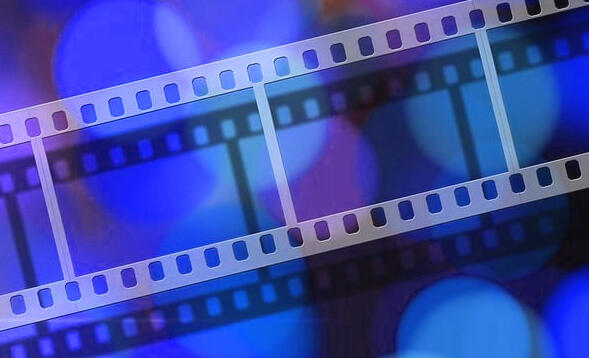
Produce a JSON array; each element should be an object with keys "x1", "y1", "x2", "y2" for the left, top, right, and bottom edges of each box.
[{"x1": 0, "y1": 1, "x2": 589, "y2": 358}]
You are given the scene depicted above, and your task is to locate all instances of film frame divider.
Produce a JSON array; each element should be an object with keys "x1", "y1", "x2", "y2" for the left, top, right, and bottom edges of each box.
[
  {"x1": 30, "y1": 138, "x2": 75, "y2": 281},
  {"x1": 0, "y1": 0, "x2": 588, "y2": 331},
  {"x1": 475, "y1": 29, "x2": 521, "y2": 172},
  {"x1": 253, "y1": 84, "x2": 298, "y2": 226}
]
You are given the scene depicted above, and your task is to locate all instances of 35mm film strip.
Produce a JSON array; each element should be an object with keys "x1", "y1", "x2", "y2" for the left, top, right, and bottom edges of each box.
[
  {"x1": 0, "y1": 0, "x2": 588, "y2": 332},
  {"x1": 1, "y1": 202, "x2": 570, "y2": 357}
]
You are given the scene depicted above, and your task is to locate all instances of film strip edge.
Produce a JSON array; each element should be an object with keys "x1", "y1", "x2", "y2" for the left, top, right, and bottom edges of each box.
[
  {"x1": 0, "y1": 152, "x2": 587, "y2": 331},
  {"x1": 0, "y1": 0, "x2": 586, "y2": 147}
]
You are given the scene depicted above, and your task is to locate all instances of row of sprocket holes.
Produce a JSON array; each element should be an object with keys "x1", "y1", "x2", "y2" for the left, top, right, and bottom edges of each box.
[
  {"x1": 9, "y1": 273, "x2": 305, "y2": 356},
  {"x1": 5, "y1": 210, "x2": 556, "y2": 356},
  {"x1": 0, "y1": 0, "x2": 566, "y2": 145},
  {"x1": 9, "y1": 207, "x2": 547, "y2": 355},
  {"x1": 6, "y1": 160, "x2": 583, "y2": 315},
  {"x1": 280, "y1": 162, "x2": 582, "y2": 246},
  {"x1": 3, "y1": 207, "x2": 562, "y2": 356},
  {"x1": 53, "y1": 17, "x2": 589, "y2": 145},
  {"x1": 276, "y1": 29, "x2": 589, "y2": 127},
  {"x1": 5, "y1": 208, "x2": 554, "y2": 356},
  {"x1": 4, "y1": 23, "x2": 587, "y2": 149},
  {"x1": 496, "y1": 33, "x2": 589, "y2": 74},
  {"x1": 5, "y1": 36, "x2": 581, "y2": 179},
  {"x1": 49, "y1": 115, "x2": 262, "y2": 180},
  {"x1": 5, "y1": 155, "x2": 584, "y2": 315}
]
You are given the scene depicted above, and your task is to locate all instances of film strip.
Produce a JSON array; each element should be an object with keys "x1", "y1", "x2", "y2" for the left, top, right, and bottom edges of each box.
[
  {"x1": 0, "y1": 0, "x2": 585, "y2": 146},
  {"x1": 0, "y1": 201, "x2": 570, "y2": 357},
  {"x1": 0, "y1": 0, "x2": 588, "y2": 332},
  {"x1": 3, "y1": 152, "x2": 585, "y2": 331}
]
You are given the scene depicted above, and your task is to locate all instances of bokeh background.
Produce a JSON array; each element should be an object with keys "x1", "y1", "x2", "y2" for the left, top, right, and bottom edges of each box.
[{"x1": 1, "y1": 1, "x2": 589, "y2": 358}]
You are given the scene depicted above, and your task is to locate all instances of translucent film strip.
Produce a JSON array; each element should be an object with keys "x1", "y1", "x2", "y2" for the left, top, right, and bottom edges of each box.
[{"x1": 0, "y1": 0, "x2": 588, "y2": 331}]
